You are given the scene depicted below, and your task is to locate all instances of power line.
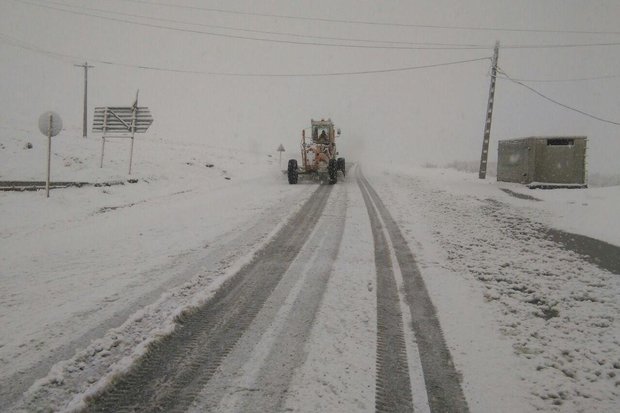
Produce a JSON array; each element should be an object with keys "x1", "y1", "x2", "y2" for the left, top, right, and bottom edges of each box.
[
  {"x1": 134, "y1": 56, "x2": 492, "y2": 77},
  {"x1": 497, "y1": 73, "x2": 620, "y2": 83},
  {"x1": 9, "y1": 0, "x2": 488, "y2": 51},
  {"x1": 12, "y1": 0, "x2": 620, "y2": 52},
  {"x1": 119, "y1": 0, "x2": 620, "y2": 36},
  {"x1": 0, "y1": 32, "x2": 76, "y2": 63},
  {"x1": 31, "y1": 0, "x2": 488, "y2": 49},
  {"x1": 501, "y1": 42, "x2": 620, "y2": 49},
  {"x1": 0, "y1": 33, "x2": 491, "y2": 77},
  {"x1": 498, "y1": 67, "x2": 620, "y2": 126},
  {"x1": 47, "y1": 0, "x2": 620, "y2": 50}
]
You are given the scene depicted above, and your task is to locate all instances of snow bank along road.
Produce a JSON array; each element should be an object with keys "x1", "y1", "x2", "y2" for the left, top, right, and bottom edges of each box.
[{"x1": 77, "y1": 165, "x2": 467, "y2": 412}]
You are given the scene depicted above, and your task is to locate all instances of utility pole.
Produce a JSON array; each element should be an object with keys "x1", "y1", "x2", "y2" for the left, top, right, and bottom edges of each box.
[
  {"x1": 74, "y1": 62, "x2": 94, "y2": 138},
  {"x1": 478, "y1": 41, "x2": 499, "y2": 179}
]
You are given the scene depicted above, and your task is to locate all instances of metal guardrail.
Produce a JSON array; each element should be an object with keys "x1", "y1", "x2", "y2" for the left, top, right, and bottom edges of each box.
[{"x1": 0, "y1": 180, "x2": 135, "y2": 191}]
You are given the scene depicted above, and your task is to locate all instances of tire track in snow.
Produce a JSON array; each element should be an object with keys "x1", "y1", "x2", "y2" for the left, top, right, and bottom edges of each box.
[
  {"x1": 358, "y1": 174, "x2": 414, "y2": 412},
  {"x1": 8, "y1": 181, "x2": 314, "y2": 412},
  {"x1": 359, "y1": 171, "x2": 469, "y2": 413},
  {"x1": 84, "y1": 184, "x2": 333, "y2": 412},
  {"x1": 189, "y1": 182, "x2": 347, "y2": 412}
]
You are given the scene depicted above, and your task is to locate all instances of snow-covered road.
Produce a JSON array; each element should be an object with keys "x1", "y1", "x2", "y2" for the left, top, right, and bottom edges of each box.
[
  {"x1": 2, "y1": 135, "x2": 619, "y2": 412},
  {"x1": 23, "y1": 165, "x2": 470, "y2": 412}
]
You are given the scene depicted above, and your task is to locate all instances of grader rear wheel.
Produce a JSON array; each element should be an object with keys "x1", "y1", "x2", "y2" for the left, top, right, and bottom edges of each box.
[{"x1": 337, "y1": 157, "x2": 346, "y2": 176}]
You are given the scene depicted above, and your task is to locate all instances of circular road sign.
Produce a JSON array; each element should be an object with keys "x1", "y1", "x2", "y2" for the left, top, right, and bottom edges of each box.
[{"x1": 38, "y1": 111, "x2": 63, "y2": 137}]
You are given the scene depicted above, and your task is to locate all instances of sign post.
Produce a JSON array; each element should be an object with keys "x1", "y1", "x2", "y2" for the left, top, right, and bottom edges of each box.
[
  {"x1": 38, "y1": 111, "x2": 62, "y2": 198},
  {"x1": 277, "y1": 144, "x2": 285, "y2": 167},
  {"x1": 128, "y1": 90, "x2": 138, "y2": 175}
]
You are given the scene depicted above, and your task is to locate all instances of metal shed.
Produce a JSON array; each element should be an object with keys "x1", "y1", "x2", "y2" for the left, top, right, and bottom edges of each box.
[{"x1": 497, "y1": 136, "x2": 587, "y2": 188}]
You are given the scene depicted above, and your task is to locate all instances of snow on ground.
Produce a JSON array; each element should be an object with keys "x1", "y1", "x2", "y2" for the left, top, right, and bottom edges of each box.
[
  {"x1": 2, "y1": 129, "x2": 619, "y2": 412},
  {"x1": 506, "y1": 183, "x2": 620, "y2": 248},
  {"x1": 282, "y1": 167, "x2": 377, "y2": 413},
  {"x1": 365, "y1": 164, "x2": 620, "y2": 412},
  {"x1": 0, "y1": 132, "x2": 311, "y2": 410}
]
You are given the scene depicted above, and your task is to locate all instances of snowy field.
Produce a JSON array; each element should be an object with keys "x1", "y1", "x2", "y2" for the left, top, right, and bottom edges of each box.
[
  {"x1": 0, "y1": 132, "x2": 312, "y2": 409},
  {"x1": 1, "y1": 133, "x2": 619, "y2": 411},
  {"x1": 366, "y1": 165, "x2": 620, "y2": 412}
]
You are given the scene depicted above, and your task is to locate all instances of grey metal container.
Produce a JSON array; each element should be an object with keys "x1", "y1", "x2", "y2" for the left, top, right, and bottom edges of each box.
[{"x1": 497, "y1": 136, "x2": 587, "y2": 187}]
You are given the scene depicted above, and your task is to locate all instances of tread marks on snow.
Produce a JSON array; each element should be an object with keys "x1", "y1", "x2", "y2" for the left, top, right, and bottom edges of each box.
[
  {"x1": 359, "y1": 172, "x2": 469, "y2": 413},
  {"x1": 358, "y1": 177, "x2": 414, "y2": 413},
  {"x1": 85, "y1": 184, "x2": 333, "y2": 412}
]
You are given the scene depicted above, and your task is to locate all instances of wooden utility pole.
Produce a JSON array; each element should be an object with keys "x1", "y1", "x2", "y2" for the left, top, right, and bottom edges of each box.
[
  {"x1": 74, "y1": 62, "x2": 94, "y2": 138},
  {"x1": 478, "y1": 41, "x2": 499, "y2": 179}
]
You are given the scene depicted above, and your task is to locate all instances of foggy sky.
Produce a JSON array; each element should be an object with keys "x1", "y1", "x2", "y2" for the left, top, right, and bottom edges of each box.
[{"x1": 1, "y1": 0, "x2": 619, "y2": 174}]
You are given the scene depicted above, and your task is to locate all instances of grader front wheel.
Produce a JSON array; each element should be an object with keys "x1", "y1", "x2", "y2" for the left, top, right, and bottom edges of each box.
[
  {"x1": 328, "y1": 159, "x2": 338, "y2": 185},
  {"x1": 288, "y1": 159, "x2": 298, "y2": 184}
]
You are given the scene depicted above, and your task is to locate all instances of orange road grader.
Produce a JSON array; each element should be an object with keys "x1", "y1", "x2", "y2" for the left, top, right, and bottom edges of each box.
[{"x1": 287, "y1": 119, "x2": 345, "y2": 184}]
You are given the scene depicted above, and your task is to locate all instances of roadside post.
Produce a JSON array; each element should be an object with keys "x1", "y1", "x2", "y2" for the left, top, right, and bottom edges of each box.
[
  {"x1": 38, "y1": 111, "x2": 63, "y2": 198},
  {"x1": 277, "y1": 144, "x2": 285, "y2": 167}
]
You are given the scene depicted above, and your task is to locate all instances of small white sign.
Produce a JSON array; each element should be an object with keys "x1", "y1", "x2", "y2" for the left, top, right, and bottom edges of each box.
[
  {"x1": 38, "y1": 111, "x2": 63, "y2": 137},
  {"x1": 38, "y1": 111, "x2": 63, "y2": 198}
]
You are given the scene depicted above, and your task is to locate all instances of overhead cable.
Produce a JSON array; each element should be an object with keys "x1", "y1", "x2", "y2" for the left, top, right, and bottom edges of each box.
[
  {"x1": 0, "y1": 32, "x2": 76, "y2": 63},
  {"x1": 9, "y1": 0, "x2": 488, "y2": 51},
  {"x1": 498, "y1": 67, "x2": 620, "y2": 126},
  {"x1": 496, "y1": 73, "x2": 620, "y2": 83},
  {"x1": 126, "y1": 56, "x2": 491, "y2": 77},
  {"x1": 119, "y1": 0, "x2": 620, "y2": 35},
  {"x1": 29, "y1": 0, "x2": 487, "y2": 49},
  {"x1": 0, "y1": 33, "x2": 491, "y2": 77},
  {"x1": 12, "y1": 0, "x2": 620, "y2": 51}
]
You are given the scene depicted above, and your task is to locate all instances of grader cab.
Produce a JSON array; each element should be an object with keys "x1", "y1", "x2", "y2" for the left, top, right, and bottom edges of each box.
[{"x1": 287, "y1": 119, "x2": 345, "y2": 184}]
